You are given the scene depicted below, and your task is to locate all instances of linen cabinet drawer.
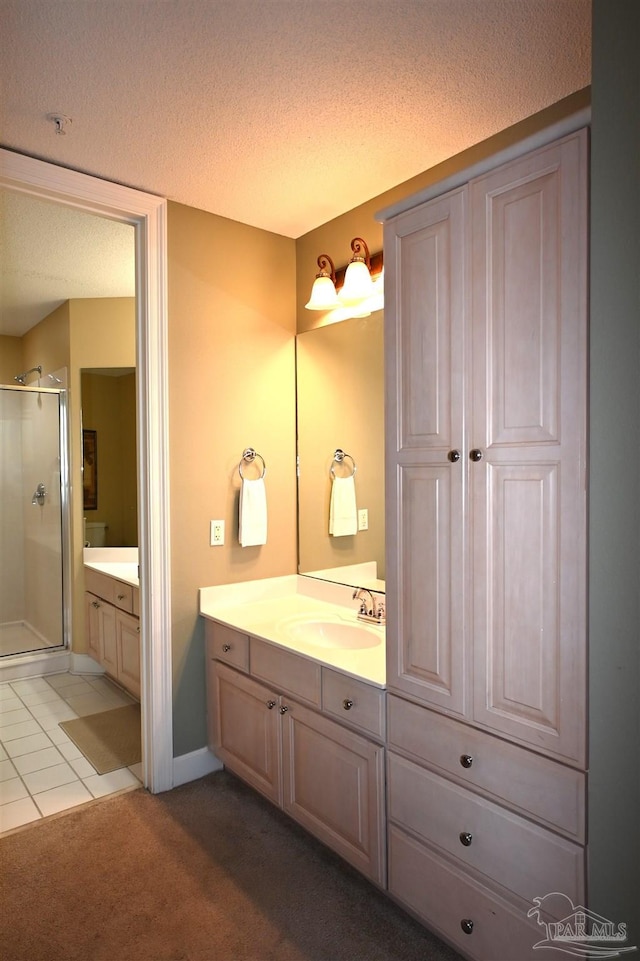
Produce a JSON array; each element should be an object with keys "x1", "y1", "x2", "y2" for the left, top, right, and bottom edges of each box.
[
  {"x1": 205, "y1": 621, "x2": 249, "y2": 672},
  {"x1": 250, "y1": 638, "x2": 321, "y2": 708},
  {"x1": 322, "y1": 668, "x2": 385, "y2": 741},
  {"x1": 387, "y1": 752, "x2": 585, "y2": 913},
  {"x1": 387, "y1": 694, "x2": 585, "y2": 841},
  {"x1": 388, "y1": 825, "x2": 545, "y2": 961}
]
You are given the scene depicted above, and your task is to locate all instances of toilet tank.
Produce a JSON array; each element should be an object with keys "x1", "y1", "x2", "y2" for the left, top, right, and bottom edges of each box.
[{"x1": 84, "y1": 520, "x2": 108, "y2": 547}]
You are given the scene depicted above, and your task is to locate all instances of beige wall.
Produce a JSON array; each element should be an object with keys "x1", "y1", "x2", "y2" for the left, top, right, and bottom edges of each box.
[
  {"x1": 21, "y1": 301, "x2": 71, "y2": 375},
  {"x1": 0, "y1": 336, "x2": 23, "y2": 383},
  {"x1": 167, "y1": 202, "x2": 297, "y2": 755}
]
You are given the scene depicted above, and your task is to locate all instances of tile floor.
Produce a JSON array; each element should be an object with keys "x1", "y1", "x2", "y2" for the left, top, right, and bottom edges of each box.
[{"x1": 0, "y1": 672, "x2": 142, "y2": 835}]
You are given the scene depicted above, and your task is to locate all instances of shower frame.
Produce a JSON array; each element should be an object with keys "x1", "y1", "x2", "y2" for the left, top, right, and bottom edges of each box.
[{"x1": 1, "y1": 382, "x2": 72, "y2": 658}]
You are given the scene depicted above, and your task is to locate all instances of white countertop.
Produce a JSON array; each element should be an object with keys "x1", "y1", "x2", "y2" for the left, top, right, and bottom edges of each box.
[
  {"x1": 199, "y1": 575, "x2": 386, "y2": 687},
  {"x1": 83, "y1": 547, "x2": 139, "y2": 587}
]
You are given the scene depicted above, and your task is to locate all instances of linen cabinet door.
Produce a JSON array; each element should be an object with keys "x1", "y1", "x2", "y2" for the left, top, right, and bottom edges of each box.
[
  {"x1": 281, "y1": 700, "x2": 385, "y2": 885},
  {"x1": 384, "y1": 186, "x2": 468, "y2": 716},
  {"x1": 85, "y1": 592, "x2": 102, "y2": 662},
  {"x1": 100, "y1": 601, "x2": 118, "y2": 677},
  {"x1": 208, "y1": 660, "x2": 282, "y2": 806},
  {"x1": 469, "y1": 130, "x2": 588, "y2": 766}
]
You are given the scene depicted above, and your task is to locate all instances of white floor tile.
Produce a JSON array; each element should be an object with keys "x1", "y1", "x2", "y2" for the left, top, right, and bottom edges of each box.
[
  {"x1": 27, "y1": 697, "x2": 69, "y2": 718},
  {"x1": 0, "y1": 718, "x2": 42, "y2": 741},
  {"x1": 51, "y1": 679, "x2": 96, "y2": 699},
  {"x1": 64, "y1": 692, "x2": 121, "y2": 716},
  {"x1": 10, "y1": 678, "x2": 53, "y2": 695},
  {"x1": 83, "y1": 767, "x2": 140, "y2": 798},
  {"x1": 68, "y1": 756, "x2": 97, "y2": 778},
  {"x1": 33, "y1": 779, "x2": 93, "y2": 817},
  {"x1": 0, "y1": 795, "x2": 41, "y2": 832},
  {"x1": 46, "y1": 673, "x2": 86, "y2": 691},
  {"x1": 19, "y1": 688, "x2": 63, "y2": 708},
  {"x1": 129, "y1": 761, "x2": 143, "y2": 780},
  {"x1": 0, "y1": 776, "x2": 29, "y2": 805},
  {"x1": 0, "y1": 695, "x2": 23, "y2": 714},
  {"x1": 47, "y1": 727, "x2": 73, "y2": 746},
  {"x1": 4, "y1": 732, "x2": 53, "y2": 758},
  {"x1": 54, "y1": 739, "x2": 83, "y2": 762},
  {"x1": 0, "y1": 707, "x2": 33, "y2": 729},
  {"x1": 0, "y1": 684, "x2": 16, "y2": 701},
  {"x1": 37, "y1": 710, "x2": 78, "y2": 732},
  {"x1": 0, "y1": 759, "x2": 17, "y2": 782},
  {"x1": 12, "y1": 747, "x2": 64, "y2": 776},
  {"x1": 0, "y1": 743, "x2": 6, "y2": 761},
  {"x1": 23, "y1": 762, "x2": 78, "y2": 795}
]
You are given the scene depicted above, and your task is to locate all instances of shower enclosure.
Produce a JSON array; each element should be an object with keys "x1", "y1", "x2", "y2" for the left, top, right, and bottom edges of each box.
[{"x1": 0, "y1": 383, "x2": 70, "y2": 658}]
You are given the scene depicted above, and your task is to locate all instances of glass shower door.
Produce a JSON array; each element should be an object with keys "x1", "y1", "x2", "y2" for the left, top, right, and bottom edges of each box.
[{"x1": 0, "y1": 385, "x2": 68, "y2": 657}]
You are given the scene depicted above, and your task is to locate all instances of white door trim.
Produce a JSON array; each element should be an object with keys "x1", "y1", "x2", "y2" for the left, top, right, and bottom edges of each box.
[{"x1": 0, "y1": 148, "x2": 173, "y2": 793}]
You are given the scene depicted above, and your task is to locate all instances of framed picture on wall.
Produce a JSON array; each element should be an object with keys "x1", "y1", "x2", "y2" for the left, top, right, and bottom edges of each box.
[{"x1": 82, "y1": 429, "x2": 98, "y2": 510}]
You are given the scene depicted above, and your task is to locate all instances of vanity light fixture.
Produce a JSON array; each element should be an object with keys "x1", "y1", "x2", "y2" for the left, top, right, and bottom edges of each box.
[
  {"x1": 338, "y1": 237, "x2": 375, "y2": 306},
  {"x1": 304, "y1": 238, "x2": 383, "y2": 317},
  {"x1": 305, "y1": 254, "x2": 341, "y2": 310}
]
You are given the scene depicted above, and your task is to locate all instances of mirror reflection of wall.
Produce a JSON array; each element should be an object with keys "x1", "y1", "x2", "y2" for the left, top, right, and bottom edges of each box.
[
  {"x1": 81, "y1": 368, "x2": 137, "y2": 547},
  {"x1": 296, "y1": 312, "x2": 384, "y2": 586}
]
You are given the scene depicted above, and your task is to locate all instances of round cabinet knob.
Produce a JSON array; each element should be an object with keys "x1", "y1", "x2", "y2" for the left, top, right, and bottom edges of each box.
[
  {"x1": 343, "y1": 698, "x2": 354, "y2": 711},
  {"x1": 460, "y1": 919, "x2": 474, "y2": 935},
  {"x1": 448, "y1": 449, "x2": 461, "y2": 463},
  {"x1": 266, "y1": 700, "x2": 277, "y2": 710},
  {"x1": 470, "y1": 448, "x2": 483, "y2": 462},
  {"x1": 460, "y1": 754, "x2": 473, "y2": 769},
  {"x1": 91, "y1": 601, "x2": 100, "y2": 609},
  {"x1": 221, "y1": 644, "x2": 231, "y2": 653},
  {"x1": 459, "y1": 831, "x2": 473, "y2": 847},
  {"x1": 279, "y1": 705, "x2": 289, "y2": 715}
]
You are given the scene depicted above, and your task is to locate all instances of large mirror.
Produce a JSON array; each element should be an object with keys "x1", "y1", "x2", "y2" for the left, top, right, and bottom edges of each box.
[
  {"x1": 81, "y1": 368, "x2": 137, "y2": 547},
  {"x1": 296, "y1": 311, "x2": 385, "y2": 591}
]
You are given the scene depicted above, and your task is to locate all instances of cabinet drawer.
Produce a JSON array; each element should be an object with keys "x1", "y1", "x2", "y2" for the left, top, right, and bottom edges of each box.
[
  {"x1": 84, "y1": 567, "x2": 134, "y2": 613},
  {"x1": 205, "y1": 621, "x2": 249, "y2": 672},
  {"x1": 322, "y1": 668, "x2": 385, "y2": 741},
  {"x1": 250, "y1": 638, "x2": 321, "y2": 708},
  {"x1": 388, "y1": 752, "x2": 584, "y2": 913},
  {"x1": 387, "y1": 694, "x2": 585, "y2": 841},
  {"x1": 388, "y1": 825, "x2": 545, "y2": 961}
]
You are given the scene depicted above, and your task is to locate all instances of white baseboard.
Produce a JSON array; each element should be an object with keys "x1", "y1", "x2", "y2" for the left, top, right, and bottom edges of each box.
[
  {"x1": 70, "y1": 653, "x2": 105, "y2": 675},
  {"x1": 172, "y1": 747, "x2": 223, "y2": 787}
]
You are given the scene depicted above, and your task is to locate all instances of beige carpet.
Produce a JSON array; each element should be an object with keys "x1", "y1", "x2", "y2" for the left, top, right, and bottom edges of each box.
[
  {"x1": 59, "y1": 703, "x2": 141, "y2": 774},
  {"x1": 0, "y1": 770, "x2": 464, "y2": 961}
]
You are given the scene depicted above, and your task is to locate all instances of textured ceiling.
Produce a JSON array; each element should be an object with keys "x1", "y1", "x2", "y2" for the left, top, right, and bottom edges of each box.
[{"x1": 0, "y1": 0, "x2": 591, "y2": 335}]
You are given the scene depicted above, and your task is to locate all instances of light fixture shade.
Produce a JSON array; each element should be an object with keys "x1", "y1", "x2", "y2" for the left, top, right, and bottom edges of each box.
[
  {"x1": 305, "y1": 274, "x2": 340, "y2": 310},
  {"x1": 338, "y1": 259, "x2": 374, "y2": 305}
]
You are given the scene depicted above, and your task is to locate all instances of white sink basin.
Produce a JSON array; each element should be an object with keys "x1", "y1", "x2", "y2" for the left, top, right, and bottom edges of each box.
[{"x1": 279, "y1": 615, "x2": 383, "y2": 650}]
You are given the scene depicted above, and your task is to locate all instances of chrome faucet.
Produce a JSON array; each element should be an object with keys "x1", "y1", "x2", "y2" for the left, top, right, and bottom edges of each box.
[
  {"x1": 31, "y1": 483, "x2": 47, "y2": 506},
  {"x1": 352, "y1": 588, "x2": 386, "y2": 625}
]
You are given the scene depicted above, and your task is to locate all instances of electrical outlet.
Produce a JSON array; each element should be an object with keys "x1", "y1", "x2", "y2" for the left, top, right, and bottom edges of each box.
[
  {"x1": 358, "y1": 508, "x2": 369, "y2": 531},
  {"x1": 210, "y1": 519, "x2": 225, "y2": 546}
]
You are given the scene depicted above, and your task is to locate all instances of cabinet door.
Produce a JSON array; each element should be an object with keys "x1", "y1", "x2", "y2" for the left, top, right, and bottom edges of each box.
[
  {"x1": 470, "y1": 131, "x2": 587, "y2": 766},
  {"x1": 85, "y1": 592, "x2": 102, "y2": 662},
  {"x1": 281, "y1": 700, "x2": 385, "y2": 885},
  {"x1": 384, "y1": 186, "x2": 468, "y2": 716},
  {"x1": 116, "y1": 610, "x2": 141, "y2": 699},
  {"x1": 208, "y1": 661, "x2": 282, "y2": 806},
  {"x1": 99, "y1": 600, "x2": 118, "y2": 676}
]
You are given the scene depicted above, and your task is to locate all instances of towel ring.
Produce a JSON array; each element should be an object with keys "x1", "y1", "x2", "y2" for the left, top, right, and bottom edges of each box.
[
  {"x1": 239, "y1": 447, "x2": 266, "y2": 479},
  {"x1": 330, "y1": 449, "x2": 356, "y2": 478}
]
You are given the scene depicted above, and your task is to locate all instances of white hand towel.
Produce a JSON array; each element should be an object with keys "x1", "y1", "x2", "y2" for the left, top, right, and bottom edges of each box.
[
  {"x1": 239, "y1": 477, "x2": 267, "y2": 547},
  {"x1": 329, "y1": 475, "x2": 357, "y2": 537}
]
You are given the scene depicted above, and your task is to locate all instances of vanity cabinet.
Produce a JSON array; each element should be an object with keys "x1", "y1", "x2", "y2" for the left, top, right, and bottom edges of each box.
[
  {"x1": 383, "y1": 129, "x2": 588, "y2": 959},
  {"x1": 206, "y1": 622, "x2": 386, "y2": 886},
  {"x1": 84, "y1": 567, "x2": 141, "y2": 699}
]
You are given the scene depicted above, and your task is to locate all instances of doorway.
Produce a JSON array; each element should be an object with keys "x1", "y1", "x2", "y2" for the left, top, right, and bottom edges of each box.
[{"x1": 0, "y1": 148, "x2": 173, "y2": 794}]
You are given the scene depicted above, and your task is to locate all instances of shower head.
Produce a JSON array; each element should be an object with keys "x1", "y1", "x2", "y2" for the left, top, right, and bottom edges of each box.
[{"x1": 14, "y1": 365, "x2": 42, "y2": 385}]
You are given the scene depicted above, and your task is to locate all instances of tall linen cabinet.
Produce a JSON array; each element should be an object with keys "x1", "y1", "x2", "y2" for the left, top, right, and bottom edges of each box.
[{"x1": 382, "y1": 129, "x2": 588, "y2": 960}]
